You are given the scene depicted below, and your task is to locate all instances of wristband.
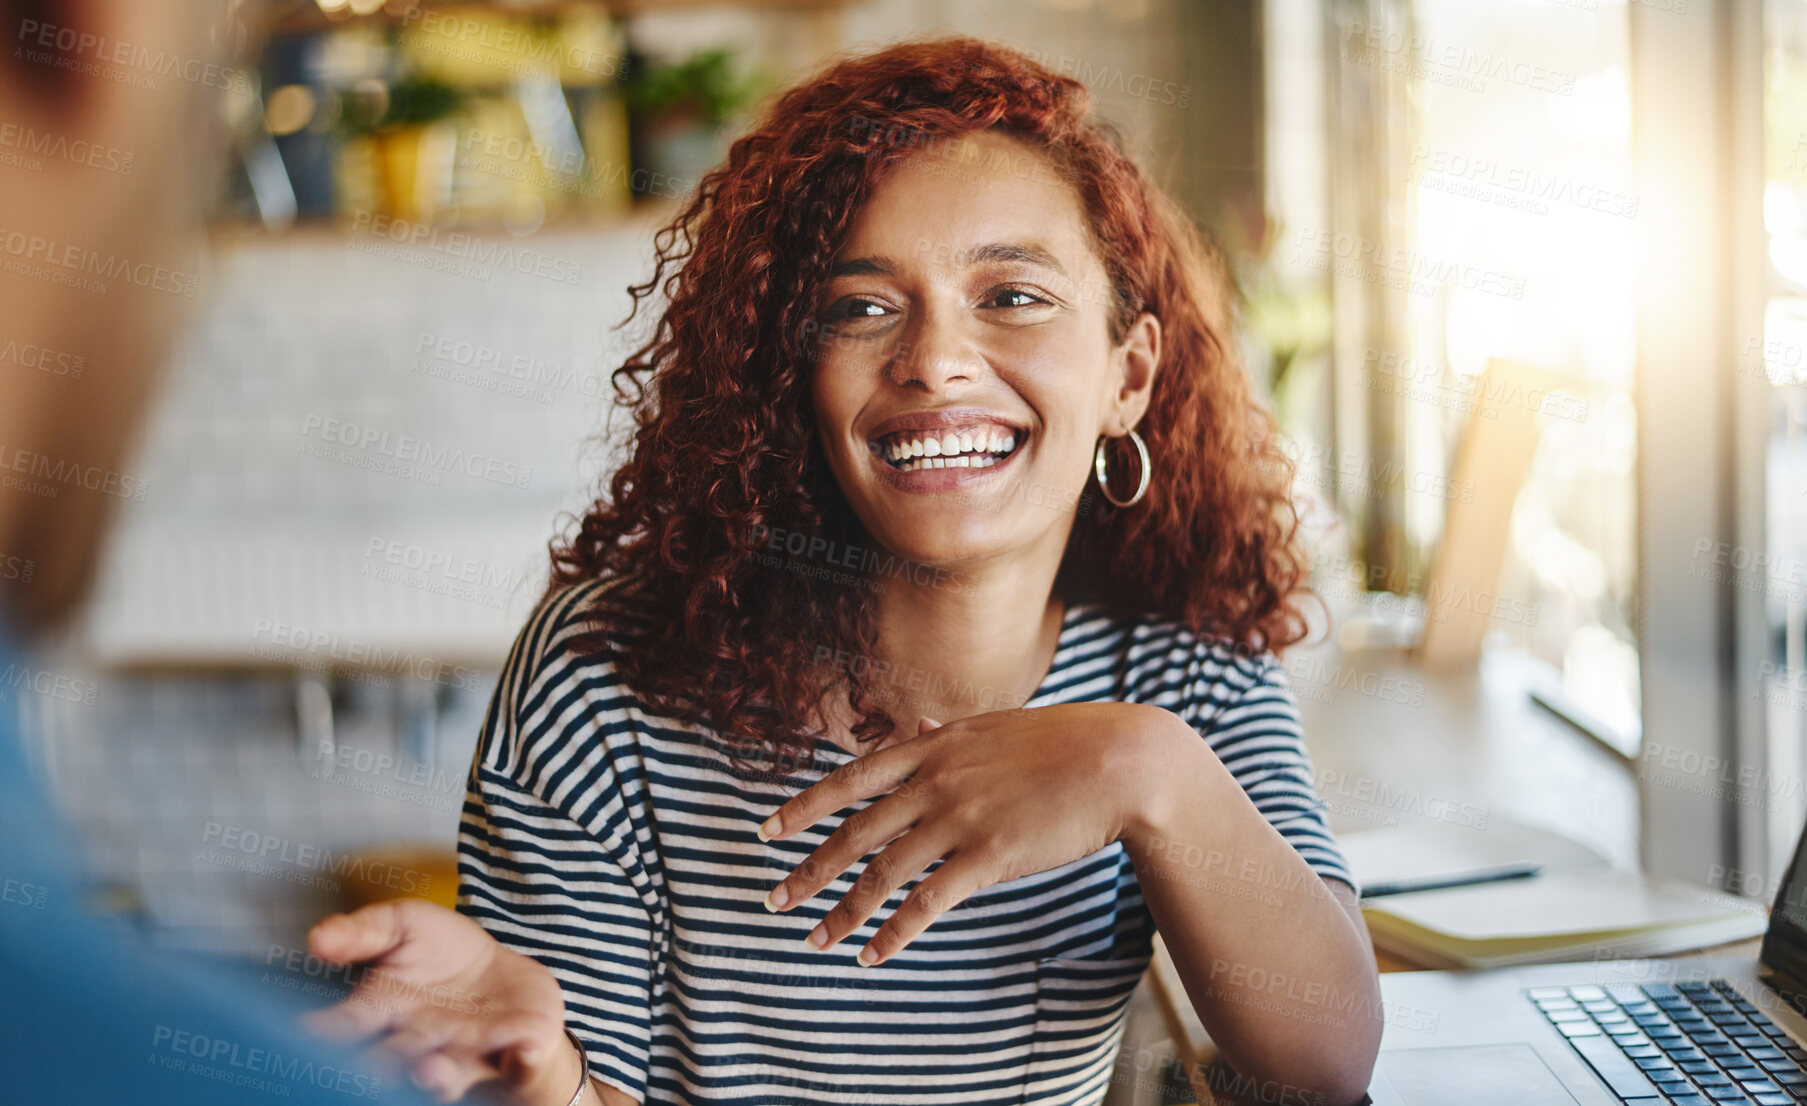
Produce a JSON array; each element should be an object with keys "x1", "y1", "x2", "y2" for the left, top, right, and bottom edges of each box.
[{"x1": 562, "y1": 1027, "x2": 590, "y2": 1106}]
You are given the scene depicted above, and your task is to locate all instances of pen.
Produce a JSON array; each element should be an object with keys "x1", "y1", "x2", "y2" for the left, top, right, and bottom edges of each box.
[{"x1": 1359, "y1": 862, "x2": 1544, "y2": 899}]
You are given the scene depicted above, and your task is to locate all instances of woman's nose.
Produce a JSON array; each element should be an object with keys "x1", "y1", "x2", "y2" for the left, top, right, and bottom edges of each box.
[{"x1": 888, "y1": 306, "x2": 984, "y2": 391}]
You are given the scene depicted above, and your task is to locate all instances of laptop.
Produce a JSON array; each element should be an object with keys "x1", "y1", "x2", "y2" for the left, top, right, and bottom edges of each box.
[{"x1": 1365, "y1": 822, "x2": 1807, "y2": 1105}]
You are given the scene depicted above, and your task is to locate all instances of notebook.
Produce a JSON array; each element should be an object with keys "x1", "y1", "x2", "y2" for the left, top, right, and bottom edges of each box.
[{"x1": 1341, "y1": 818, "x2": 1769, "y2": 970}]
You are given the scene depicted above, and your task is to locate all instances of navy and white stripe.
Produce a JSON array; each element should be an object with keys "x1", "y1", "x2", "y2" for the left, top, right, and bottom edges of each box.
[{"x1": 457, "y1": 578, "x2": 1354, "y2": 1105}]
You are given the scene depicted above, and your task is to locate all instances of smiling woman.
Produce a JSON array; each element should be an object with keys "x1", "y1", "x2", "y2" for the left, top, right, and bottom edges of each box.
[{"x1": 304, "y1": 35, "x2": 1382, "y2": 1106}]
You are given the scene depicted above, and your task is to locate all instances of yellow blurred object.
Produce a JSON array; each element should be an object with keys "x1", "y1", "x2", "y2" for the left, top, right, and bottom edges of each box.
[
  {"x1": 556, "y1": 4, "x2": 626, "y2": 88},
  {"x1": 449, "y1": 90, "x2": 634, "y2": 223},
  {"x1": 578, "y1": 88, "x2": 634, "y2": 216},
  {"x1": 338, "y1": 844, "x2": 461, "y2": 910},
  {"x1": 400, "y1": 5, "x2": 621, "y2": 90},
  {"x1": 265, "y1": 84, "x2": 318, "y2": 136},
  {"x1": 384, "y1": 3, "x2": 629, "y2": 225},
  {"x1": 373, "y1": 120, "x2": 457, "y2": 221}
]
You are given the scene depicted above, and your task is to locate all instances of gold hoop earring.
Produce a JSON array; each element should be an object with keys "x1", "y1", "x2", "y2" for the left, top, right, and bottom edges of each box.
[{"x1": 1093, "y1": 430, "x2": 1150, "y2": 508}]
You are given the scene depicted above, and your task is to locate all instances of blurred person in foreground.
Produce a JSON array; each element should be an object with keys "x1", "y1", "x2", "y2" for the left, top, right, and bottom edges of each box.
[{"x1": 0, "y1": 1, "x2": 459, "y2": 1103}]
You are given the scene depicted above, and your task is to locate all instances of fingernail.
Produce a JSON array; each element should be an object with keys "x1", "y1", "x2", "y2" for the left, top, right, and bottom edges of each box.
[
  {"x1": 856, "y1": 946, "x2": 877, "y2": 966},
  {"x1": 805, "y1": 923, "x2": 827, "y2": 948},
  {"x1": 758, "y1": 815, "x2": 781, "y2": 841},
  {"x1": 764, "y1": 885, "x2": 789, "y2": 911}
]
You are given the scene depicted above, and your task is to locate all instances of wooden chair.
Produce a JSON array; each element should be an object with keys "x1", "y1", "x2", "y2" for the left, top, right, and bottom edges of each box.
[{"x1": 1412, "y1": 357, "x2": 1569, "y2": 670}]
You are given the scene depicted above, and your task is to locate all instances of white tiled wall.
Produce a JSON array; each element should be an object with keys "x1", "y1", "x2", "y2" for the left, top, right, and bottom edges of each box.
[{"x1": 77, "y1": 216, "x2": 662, "y2": 666}]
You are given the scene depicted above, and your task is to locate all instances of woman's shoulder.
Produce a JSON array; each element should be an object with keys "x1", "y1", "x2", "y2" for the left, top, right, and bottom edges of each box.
[
  {"x1": 478, "y1": 575, "x2": 652, "y2": 781},
  {"x1": 1082, "y1": 601, "x2": 1280, "y2": 694},
  {"x1": 508, "y1": 575, "x2": 642, "y2": 677},
  {"x1": 1062, "y1": 602, "x2": 1291, "y2": 742}
]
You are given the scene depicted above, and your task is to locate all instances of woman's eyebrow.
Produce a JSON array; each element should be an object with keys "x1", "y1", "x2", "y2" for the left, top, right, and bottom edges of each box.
[
  {"x1": 828, "y1": 256, "x2": 895, "y2": 278},
  {"x1": 826, "y1": 242, "x2": 1069, "y2": 279},
  {"x1": 960, "y1": 241, "x2": 1069, "y2": 277}
]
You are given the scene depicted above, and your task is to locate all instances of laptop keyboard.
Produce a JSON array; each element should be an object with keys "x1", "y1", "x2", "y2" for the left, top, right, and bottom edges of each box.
[{"x1": 1528, "y1": 980, "x2": 1807, "y2": 1104}]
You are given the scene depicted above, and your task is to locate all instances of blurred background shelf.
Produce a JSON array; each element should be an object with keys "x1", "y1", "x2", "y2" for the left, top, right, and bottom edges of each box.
[
  {"x1": 221, "y1": 0, "x2": 823, "y2": 235},
  {"x1": 265, "y1": 0, "x2": 848, "y2": 34}
]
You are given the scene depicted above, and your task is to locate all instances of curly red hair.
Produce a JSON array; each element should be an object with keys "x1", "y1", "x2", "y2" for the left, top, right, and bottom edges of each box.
[{"x1": 550, "y1": 35, "x2": 1310, "y2": 776}]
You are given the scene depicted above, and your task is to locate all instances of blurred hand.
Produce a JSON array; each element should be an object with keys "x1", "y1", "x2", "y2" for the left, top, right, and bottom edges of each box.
[{"x1": 303, "y1": 899, "x2": 588, "y2": 1105}]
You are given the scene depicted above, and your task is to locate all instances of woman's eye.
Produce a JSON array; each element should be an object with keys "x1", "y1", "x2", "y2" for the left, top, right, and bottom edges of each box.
[
  {"x1": 821, "y1": 297, "x2": 894, "y2": 335},
  {"x1": 987, "y1": 288, "x2": 1047, "y2": 308}
]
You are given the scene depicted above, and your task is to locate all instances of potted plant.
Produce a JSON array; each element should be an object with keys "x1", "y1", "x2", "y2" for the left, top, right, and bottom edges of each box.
[{"x1": 624, "y1": 47, "x2": 763, "y2": 200}]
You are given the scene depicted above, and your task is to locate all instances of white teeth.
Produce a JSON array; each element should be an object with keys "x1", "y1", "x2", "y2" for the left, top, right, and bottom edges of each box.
[
  {"x1": 888, "y1": 452, "x2": 1004, "y2": 473},
  {"x1": 875, "y1": 425, "x2": 1026, "y2": 472}
]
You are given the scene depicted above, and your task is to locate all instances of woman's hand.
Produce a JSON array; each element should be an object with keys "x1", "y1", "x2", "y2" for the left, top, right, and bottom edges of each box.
[
  {"x1": 301, "y1": 899, "x2": 592, "y2": 1105},
  {"x1": 757, "y1": 701, "x2": 1184, "y2": 965}
]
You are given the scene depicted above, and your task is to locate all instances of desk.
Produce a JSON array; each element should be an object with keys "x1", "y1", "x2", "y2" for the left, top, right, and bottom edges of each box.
[
  {"x1": 1146, "y1": 933, "x2": 1768, "y2": 1104},
  {"x1": 1293, "y1": 637, "x2": 1639, "y2": 872}
]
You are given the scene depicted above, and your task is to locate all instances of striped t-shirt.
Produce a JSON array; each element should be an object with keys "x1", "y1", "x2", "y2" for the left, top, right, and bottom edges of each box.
[{"x1": 457, "y1": 577, "x2": 1355, "y2": 1106}]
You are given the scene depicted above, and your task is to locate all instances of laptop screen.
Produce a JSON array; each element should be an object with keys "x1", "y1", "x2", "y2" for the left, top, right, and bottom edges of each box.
[{"x1": 1760, "y1": 822, "x2": 1807, "y2": 991}]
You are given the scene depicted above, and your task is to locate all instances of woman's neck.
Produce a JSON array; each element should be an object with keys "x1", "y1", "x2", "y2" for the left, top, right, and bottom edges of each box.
[{"x1": 818, "y1": 552, "x2": 1067, "y2": 756}]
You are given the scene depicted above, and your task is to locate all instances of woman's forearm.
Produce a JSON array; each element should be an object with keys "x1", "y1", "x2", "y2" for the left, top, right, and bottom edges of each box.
[{"x1": 1120, "y1": 713, "x2": 1383, "y2": 1105}]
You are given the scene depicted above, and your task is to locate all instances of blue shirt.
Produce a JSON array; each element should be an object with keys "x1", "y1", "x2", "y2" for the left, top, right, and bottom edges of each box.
[{"x1": 0, "y1": 618, "x2": 442, "y2": 1106}]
